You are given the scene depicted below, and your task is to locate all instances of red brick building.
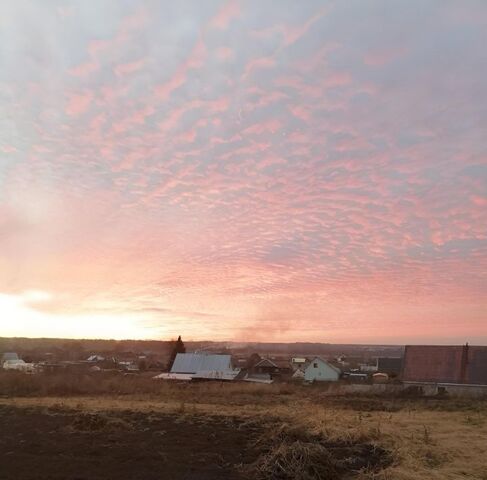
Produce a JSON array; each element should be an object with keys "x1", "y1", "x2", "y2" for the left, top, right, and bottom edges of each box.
[{"x1": 402, "y1": 345, "x2": 487, "y2": 385}]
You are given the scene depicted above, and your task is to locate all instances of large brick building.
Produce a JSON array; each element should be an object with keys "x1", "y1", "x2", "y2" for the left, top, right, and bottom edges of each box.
[{"x1": 402, "y1": 345, "x2": 487, "y2": 385}]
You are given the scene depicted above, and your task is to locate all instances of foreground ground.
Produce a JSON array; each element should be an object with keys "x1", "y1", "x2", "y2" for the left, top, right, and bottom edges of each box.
[{"x1": 0, "y1": 373, "x2": 486, "y2": 479}]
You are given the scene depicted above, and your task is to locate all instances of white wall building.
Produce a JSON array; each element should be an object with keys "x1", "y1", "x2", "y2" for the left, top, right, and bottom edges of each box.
[{"x1": 304, "y1": 357, "x2": 341, "y2": 382}]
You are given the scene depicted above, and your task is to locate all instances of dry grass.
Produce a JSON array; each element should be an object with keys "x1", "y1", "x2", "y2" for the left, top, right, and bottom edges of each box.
[{"x1": 1, "y1": 371, "x2": 487, "y2": 479}]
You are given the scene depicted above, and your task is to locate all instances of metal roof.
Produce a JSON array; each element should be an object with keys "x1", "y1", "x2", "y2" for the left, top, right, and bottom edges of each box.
[
  {"x1": 153, "y1": 372, "x2": 193, "y2": 381},
  {"x1": 255, "y1": 358, "x2": 278, "y2": 368},
  {"x1": 1, "y1": 352, "x2": 19, "y2": 362},
  {"x1": 170, "y1": 353, "x2": 233, "y2": 374}
]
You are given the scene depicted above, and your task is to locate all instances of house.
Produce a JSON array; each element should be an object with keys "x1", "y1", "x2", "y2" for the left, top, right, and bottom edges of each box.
[
  {"x1": 304, "y1": 357, "x2": 341, "y2": 382},
  {"x1": 402, "y1": 345, "x2": 487, "y2": 385},
  {"x1": 292, "y1": 368, "x2": 306, "y2": 380},
  {"x1": 1, "y1": 352, "x2": 19, "y2": 363},
  {"x1": 291, "y1": 357, "x2": 308, "y2": 370},
  {"x1": 160, "y1": 353, "x2": 239, "y2": 381},
  {"x1": 359, "y1": 363, "x2": 378, "y2": 373},
  {"x1": 2, "y1": 359, "x2": 35, "y2": 373},
  {"x1": 171, "y1": 353, "x2": 233, "y2": 374},
  {"x1": 87, "y1": 355, "x2": 105, "y2": 362},
  {"x1": 253, "y1": 358, "x2": 280, "y2": 375},
  {"x1": 253, "y1": 358, "x2": 292, "y2": 376}
]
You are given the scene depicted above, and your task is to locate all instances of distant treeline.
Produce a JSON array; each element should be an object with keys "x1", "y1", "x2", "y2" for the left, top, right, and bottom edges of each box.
[{"x1": 0, "y1": 337, "x2": 404, "y2": 359}]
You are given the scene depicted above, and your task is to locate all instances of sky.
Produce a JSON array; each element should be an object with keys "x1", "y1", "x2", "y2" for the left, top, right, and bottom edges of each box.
[{"x1": 0, "y1": 1, "x2": 486, "y2": 344}]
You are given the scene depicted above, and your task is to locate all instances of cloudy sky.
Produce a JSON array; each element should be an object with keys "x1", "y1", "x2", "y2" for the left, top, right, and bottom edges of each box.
[{"x1": 1, "y1": 1, "x2": 486, "y2": 343}]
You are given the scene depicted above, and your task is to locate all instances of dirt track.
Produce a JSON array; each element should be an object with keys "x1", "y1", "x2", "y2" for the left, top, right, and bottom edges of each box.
[{"x1": 0, "y1": 405, "x2": 262, "y2": 480}]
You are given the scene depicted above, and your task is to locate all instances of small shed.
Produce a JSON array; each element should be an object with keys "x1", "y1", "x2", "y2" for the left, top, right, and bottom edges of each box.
[{"x1": 304, "y1": 357, "x2": 341, "y2": 382}]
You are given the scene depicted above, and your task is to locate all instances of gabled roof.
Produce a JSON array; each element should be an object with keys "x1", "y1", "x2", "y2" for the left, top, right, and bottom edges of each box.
[
  {"x1": 308, "y1": 357, "x2": 341, "y2": 374},
  {"x1": 255, "y1": 358, "x2": 278, "y2": 368},
  {"x1": 171, "y1": 353, "x2": 233, "y2": 374},
  {"x1": 1, "y1": 352, "x2": 19, "y2": 362},
  {"x1": 87, "y1": 355, "x2": 105, "y2": 362}
]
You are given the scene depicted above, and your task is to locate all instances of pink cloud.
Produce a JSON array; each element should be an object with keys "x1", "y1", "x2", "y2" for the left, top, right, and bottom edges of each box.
[
  {"x1": 243, "y1": 119, "x2": 281, "y2": 135},
  {"x1": 155, "y1": 38, "x2": 207, "y2": 101},
  {"x1": 114, "y1": 58, "x2": 146, "y2": 76},
  {"x1": 175, "y1": 129, "x2": 197, "y2": 144},
  {"x1": 364, "y1": 47, "x2": 407, "y2": 66},
  {"x1": 289, "y1": 105, "x2": 311, "y2": 122},
  {"x1": 324, "y1": 71, "x2": 352, "y2": 87},
  {"x1": 68, "y1": 61, "x2": 99, "y2": 77},
  {"x1": 1, "y1": 145, "x2": 17, "y2": 153},
  {"x1": 88, "y1": 38, "x2": 113, "y2": 57},
  {"x1": 155, "y1": 69, "x2": 186, "y2": 101},
  {"x1": 65, "y1": 92, "x2": 93, "y2": 116},
  {"x1": 210, "y1": 0, "x2": 240, "y2": 29},
  {"x1": 244, "y1": 56, "x2": 275, "y2": 77},
  {"x1": 131, "y1": 105, "x2": 155, "y2": 124},
  {"x1": 120, "y1": 7, "x2": 149, "y2": 32},
  {"x1": 89, "y1": 113, "x2": 106, "y2": 131},
  {"x1": 283, "y1": 7, "x2": 329, "y2": 46},
  {"x1": 186, "y1": 38, "x2": 207, "y2": 69},
  {"x1": 216, "y1": 47, "x2": 234, "y2": 61},
  {"x1": 471, "y1": 195, "x2": 487, "y2": 207}
]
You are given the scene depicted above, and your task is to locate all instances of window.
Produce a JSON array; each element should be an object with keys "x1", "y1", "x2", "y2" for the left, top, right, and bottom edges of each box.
[{"x1": 313, "y1": 362, "x2": 318, "y2": 368}]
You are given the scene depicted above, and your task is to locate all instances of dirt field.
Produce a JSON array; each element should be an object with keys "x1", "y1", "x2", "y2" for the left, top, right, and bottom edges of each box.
[
  {"x1": 0, "y1": 402, "x2": 391, "y2": 480},
  {"x1": 0, "y1": 404, "x2": 262, "y2": 480},
  {"x1": 0, "y1": 373, "x2": 486, "y2": 479}
]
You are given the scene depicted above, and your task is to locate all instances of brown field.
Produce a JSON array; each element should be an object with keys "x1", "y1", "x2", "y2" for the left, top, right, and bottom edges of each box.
[{"x1": 1, "y1": 371, "x2": 486, "y2": 479}]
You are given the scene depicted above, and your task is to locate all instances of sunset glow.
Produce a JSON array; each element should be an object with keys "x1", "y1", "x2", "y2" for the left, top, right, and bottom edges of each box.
[{"x1": 1, "y1": 1, "x2": 486, "y2": 343}]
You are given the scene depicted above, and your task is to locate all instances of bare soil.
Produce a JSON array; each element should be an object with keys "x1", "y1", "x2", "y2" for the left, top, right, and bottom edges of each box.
[
  {"x1": 0, "y1": 403, "x2": 393, "y2": 480},
  {"x1": 0, "y1": 405, "x2": 262, "y2": 480}
]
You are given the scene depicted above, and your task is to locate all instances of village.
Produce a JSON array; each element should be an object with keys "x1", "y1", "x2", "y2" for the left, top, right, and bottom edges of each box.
[
  {"x1": 2, "y1": 339, "x2": 487, "y2": 478},
  {"x1": 2, "y1": 338, "x2": 487, "y2": 398}
]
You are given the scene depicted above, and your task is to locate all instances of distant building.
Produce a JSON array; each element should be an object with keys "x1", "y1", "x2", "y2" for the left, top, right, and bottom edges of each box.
[
  {"x1": 304, "y1": 357, "x2": 341, "y2": 382},
  {"x1": 162, "y1": 353, "x2": 239, "y2": 381},
  {"x1": 359, "y1": 363, "x2": 378, "y2": 373},
  {"x1": 402, "y1": 345, "x2": 487, "y2": 385},
  {"x1": 254, "y1": 358, "x2": 279, "y2": 375},
  {"x1": 87, "y1": 355, "x2": 105, "y2": 362},
  {"x1": 291, "y1": 357, "x2": 308, "y2": 370},
  {"x1": 292, "y1": 368, "x2": 306, "y2": 380},
  {"x1": 171, "y1": 353, "x2": 233, "y2": 374},
  {"x1": 2, "y1": 359, "x2": 35, "y2": 373},
  {"x1": 1, "y1": 352, "x2": 19, "y2": 363},
  {"x1": 377, "y1": 357, "x2": 403, "y2": 376},
  {"x1": 253, "y1": 358, "x2": 292, "y2": 376}
]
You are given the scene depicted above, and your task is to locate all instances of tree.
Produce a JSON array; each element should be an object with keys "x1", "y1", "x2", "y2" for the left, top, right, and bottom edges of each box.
[
  {"x1": 167, "y1": 336, "x2": 186, "y2": 371},
  {"x1": 138, "y1": 358, "x2": 147, "y2": 372},
  {"x1": 246, "y1": 353, "x2": 261, "y2": 370}
]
